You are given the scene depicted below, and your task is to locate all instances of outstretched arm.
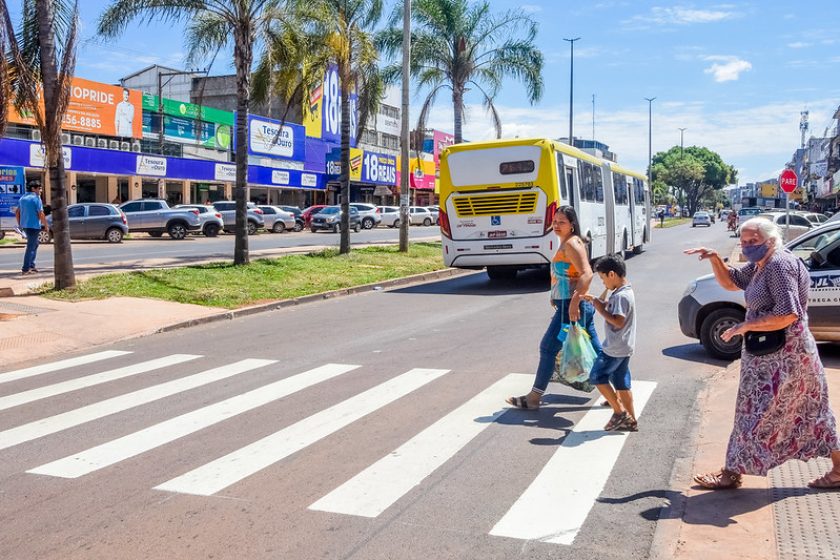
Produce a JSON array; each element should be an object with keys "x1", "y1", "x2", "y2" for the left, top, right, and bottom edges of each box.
[{"x1": 684, "y1": 247, "x2": 739, "y2": 291}]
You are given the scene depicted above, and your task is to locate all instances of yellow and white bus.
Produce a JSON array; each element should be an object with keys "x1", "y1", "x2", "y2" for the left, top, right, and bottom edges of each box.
[{"x1": 438, "y1": 138, "x2": 651, "y2": 280}]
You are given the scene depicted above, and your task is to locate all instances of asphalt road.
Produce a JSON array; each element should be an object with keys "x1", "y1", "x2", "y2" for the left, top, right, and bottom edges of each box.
[
  {"x1": 0, "y1": 221, "x2": 737, "y2": 560},
  {"x1": 0, "y1": 225, "x2": 441, "y2": 273}
]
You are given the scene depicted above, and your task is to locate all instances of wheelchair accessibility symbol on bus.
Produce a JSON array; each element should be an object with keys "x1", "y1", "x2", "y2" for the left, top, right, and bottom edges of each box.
[{"x1": 491, "y1": 216, "x2": 501, "y2": 226}]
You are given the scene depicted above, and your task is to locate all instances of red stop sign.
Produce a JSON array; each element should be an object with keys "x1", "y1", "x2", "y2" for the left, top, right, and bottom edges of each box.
[{"x1": 779, "y1": 169, "x2": 798, "y2": 193}]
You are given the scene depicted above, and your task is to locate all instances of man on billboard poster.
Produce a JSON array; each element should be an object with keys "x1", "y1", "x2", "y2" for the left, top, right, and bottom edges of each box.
[{"x1": 115, "y1": 88, "x2": 135, "y2": 137}]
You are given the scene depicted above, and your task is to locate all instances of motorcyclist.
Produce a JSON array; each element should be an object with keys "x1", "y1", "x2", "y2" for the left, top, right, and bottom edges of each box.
[{"x1": 727, "y1": 211, "x2": 737, "y2": 231}]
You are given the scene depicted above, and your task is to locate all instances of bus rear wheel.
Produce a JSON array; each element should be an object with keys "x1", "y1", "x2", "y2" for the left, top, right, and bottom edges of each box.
[{"x1": 486, "y1": 266, "x2": 517, "y2": 281}]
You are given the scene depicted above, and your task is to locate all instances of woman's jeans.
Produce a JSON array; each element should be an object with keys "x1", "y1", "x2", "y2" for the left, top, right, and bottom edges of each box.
[
  {"x1": 22, "y1": 228, "x2": 41, "y2": 272},
  {"x1": 532, "y1": 299, "x2": 601, "y2": 394}
]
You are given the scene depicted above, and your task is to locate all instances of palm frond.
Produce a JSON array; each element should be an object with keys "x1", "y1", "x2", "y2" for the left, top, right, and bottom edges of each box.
[{"x1": 97, "y1": 0, "x2": 208, "y2": 38}]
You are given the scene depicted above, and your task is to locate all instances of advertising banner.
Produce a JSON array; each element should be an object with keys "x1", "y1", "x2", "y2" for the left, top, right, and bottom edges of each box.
[
  {"x1": 397, "y1": 154, "x2": 436, "y2": 190},
  {"x1": 326, "y1": 147, "x2": 396, "y2": 185},
  {"x1": 0, "y1": 165, "x2": 26, "y2": 220},
  {"x1": 141, "y1": 93, "x2": 234, "y2": 125},
  {"x1": 143, "y1": 112, "x2": 232, "y2": 150},
  {"x1": 302, "y1": 65, "x2": 358, "y2": 146},
  {"x1": 427, "y1": 130, "x2": 455, "y2": 166},
  {"x1": 758, "y1": 182, "x2": 778, "y2": 198},
  {"x1": 247, "y1": 115, "x2": 305, "y2": 160},
  {"x1": 8, "y1": 76, "x2": 143, "y2": 138}
]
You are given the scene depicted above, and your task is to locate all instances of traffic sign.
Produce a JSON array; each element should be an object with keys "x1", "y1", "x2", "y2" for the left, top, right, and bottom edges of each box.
[{"x1": 779, "y1": 169, "x2": 798, "y2": 194}]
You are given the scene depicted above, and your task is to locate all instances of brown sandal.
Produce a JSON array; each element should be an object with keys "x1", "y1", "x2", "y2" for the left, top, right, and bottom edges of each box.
[
  {"x1": 506, "y1": 395, "x2": 539, "y2": 410},
  {"x1": 808, "y1": 472, "x2": 840, "y2": 490},
  {"x1": 693, "y1": 469, "x2": 742, "y2": 489}
]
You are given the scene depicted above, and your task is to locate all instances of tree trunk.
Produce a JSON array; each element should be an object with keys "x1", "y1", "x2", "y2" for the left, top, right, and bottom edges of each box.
[
  {"x1": 453, "y1": 87, "x2": 463, "y2": 144},
  {"x1": 233, "y1": 27, "x2": 253, "y2": 266},
  {"x1": 35, "y1": 0, "x2": 74, "y2": 289},
  {"x1": 339, "y1": 59, "x2": 351, "y2": 255}
]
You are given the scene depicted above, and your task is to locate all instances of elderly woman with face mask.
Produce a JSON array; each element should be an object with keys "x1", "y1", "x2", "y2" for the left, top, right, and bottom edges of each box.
[{"x1": 684, "y1": 217, "x2": 840, "y2": 490}]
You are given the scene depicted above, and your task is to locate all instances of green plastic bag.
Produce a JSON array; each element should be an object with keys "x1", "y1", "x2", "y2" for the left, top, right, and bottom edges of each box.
[{"x1": 551, "y1": 323, "x2": 597, "y2": 392}]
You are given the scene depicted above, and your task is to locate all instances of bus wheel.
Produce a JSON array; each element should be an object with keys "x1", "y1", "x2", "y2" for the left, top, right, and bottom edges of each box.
[
  {"x1": 633, "y1": 243, "x2": 644, "y2": 255},
  {"x1": 487, "y1": 266, "x2": 517, "y2": 281}
]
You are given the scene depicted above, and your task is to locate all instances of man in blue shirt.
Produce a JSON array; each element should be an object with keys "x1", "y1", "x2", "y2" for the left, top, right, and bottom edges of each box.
[{"x1": 14, "y1": 181, "x2": 48, "y2": 275}]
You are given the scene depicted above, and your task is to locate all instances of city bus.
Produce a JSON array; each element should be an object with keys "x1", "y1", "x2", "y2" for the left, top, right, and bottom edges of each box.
[{"x1": 437, "y1": 138, "x2": 651, "y2": 280}]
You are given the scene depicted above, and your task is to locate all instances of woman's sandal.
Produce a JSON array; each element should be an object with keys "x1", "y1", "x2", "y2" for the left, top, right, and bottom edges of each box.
[
  {"x1": 807, "y1": 472, "x2": 840, "y2": 490},
  {"x1": 604, "y1": 411, "x2": 628, "y2": 431},
  {"x1": 693, "y1": 469, "x2": 742, "y2": 489},
  {"x1": 617, "y1": 415, "x2": 638, "y2": 432},
  {"x1": 506, "y1": 395, "x2": 539, "y2": 410}
]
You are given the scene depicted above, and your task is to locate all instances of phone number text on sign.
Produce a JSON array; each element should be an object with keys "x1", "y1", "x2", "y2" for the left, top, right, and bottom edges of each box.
[{"x1": 63, "y1": 114, "x2": 102, "y2": 130}]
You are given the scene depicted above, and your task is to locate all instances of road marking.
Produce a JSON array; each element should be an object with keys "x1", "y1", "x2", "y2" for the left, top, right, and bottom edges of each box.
[
  {"x1": 0, "y1": 354, "x2": 200, "y2": 413},
  {"x1": 155, "y1": 368, "x2": 450, "y2": 497},
  {"x1": 310, "y1": 373, "x2": 529, "y2": 517},
  {"x1": 489, "y1": 380, "x2": 657, "y2": 545},
  {"x1": 0, "y1": 351, "x2": 132, "y2": 385},
  {"x1": 0, "y1": 357, "x2": 264, "y2": 451},
  {"x1": 28, "y1": 363, "x2": 359, "y2": 478}
]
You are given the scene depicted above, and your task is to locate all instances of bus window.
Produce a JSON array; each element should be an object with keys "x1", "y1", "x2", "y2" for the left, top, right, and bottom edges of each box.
[
  {"x1": 594, "y1": 166, "x2": 604, "y2": 202},
  {"x1": 633, "y1": 178, "x2": 645, "y2": 204},
  {"x1": 581, "y1": 162, "x2": 594, "y2": 201},
  {"x1": 557, "y1": 159, "x2": 568, "y2": 201},
  {"x1": 613, "y1": 173, "x2": 628, "y2": 205}
]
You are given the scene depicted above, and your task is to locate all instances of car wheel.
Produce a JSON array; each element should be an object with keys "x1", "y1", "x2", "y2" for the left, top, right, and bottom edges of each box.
[
  {"x1": 168, "y1": 222, "x2": 187, "y2": 240},
  {"x1": 393, "y1": 219, "x2": 400, "y2": 228},
  {"x1": 38, "y1": 229, "x2": 51, "y2": 244},
  {"x1": 700, "y1": 308, "x2": 745, "y2": 360},
  {"x1": 362, "y1": 217, "x2": 374, "y2": 229},
  {"x1": 310, "y1": 227, "x2": 318, "y2": 233},
  {"x1": 272, "y1": 222, "x2": 285, "y2": 233},
  {"x1": 423, "y1": 217, "x2": 432, "y2": 226},
  {"x1": 149, "y1": 231, "x2": 164, "y2": 237},
  {"x1": 247, "y1": 222, "x2": 258, "y2": 235},
  {"x1": 293, "y1": 221, "x2": 304, "y2": 232},
  {"x1": 105, "y1": 227, "x2": 123, "y2": 243},
  {"x1": 204, "y1": 223, "x2": 220, "y2": 237},
  {"x1": 486, "y1": 266, "x2": 517, "y2": 281}
]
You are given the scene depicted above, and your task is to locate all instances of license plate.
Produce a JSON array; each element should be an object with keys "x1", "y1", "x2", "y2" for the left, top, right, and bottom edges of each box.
[
  {"x1": 488, "y1": 230, "x2": 507, "y2": 239},
  {"x1": 484, "y1": 244, "x2": 513, "y2": 250}
]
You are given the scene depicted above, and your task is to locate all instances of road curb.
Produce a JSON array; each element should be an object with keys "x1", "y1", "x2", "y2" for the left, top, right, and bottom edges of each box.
[{"x1": 157, "y1": 267, "x2": 481, "y2": 333}]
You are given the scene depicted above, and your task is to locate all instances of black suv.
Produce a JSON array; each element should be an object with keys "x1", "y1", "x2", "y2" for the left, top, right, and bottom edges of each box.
[{"x1": 310, "y1": 206, "x2": 362, "y2": 233}]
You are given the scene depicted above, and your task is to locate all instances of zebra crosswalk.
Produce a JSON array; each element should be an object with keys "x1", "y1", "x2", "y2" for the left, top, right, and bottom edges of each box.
[{"x1": 1, "y1": 350, "x2": 657, "y2": 546}]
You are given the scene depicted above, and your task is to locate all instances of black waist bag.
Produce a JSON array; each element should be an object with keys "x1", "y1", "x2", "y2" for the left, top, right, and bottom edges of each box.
[{"x1": 744, "y1": 329, "x2": 786, "y2": 356}]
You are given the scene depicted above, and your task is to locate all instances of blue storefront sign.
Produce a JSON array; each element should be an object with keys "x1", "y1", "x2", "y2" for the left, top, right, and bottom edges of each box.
[
  {"x1": 0, "y1": 138, "x2": 324, "y2": 190},
  {"x1": 246, "y1": 115, "x2": 305, "y2": 161},
  {"x1": 326, "y1": 147, "x2": 397, "y2": 186},
  {"x1": 0, "y1": 165, "x2": 26, "y2": 224}
]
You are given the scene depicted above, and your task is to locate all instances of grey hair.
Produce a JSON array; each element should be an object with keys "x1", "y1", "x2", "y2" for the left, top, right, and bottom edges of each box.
[{"x1": 740, "y1": 216, "x2": 784, "y2": 249}]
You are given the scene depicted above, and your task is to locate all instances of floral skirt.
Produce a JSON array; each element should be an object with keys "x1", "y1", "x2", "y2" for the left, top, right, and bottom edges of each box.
[{"x1": 725, "y1": 322, "x2": 840, "y2": 476}]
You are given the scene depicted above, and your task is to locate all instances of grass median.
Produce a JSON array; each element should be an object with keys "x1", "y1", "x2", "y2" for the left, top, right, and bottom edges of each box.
[
  {"x1": 654, "y1": 217, "x2": 691, "y2": 228},
  {"x1": 44, "y1": 242, "x2": 446, "y2": 309}
]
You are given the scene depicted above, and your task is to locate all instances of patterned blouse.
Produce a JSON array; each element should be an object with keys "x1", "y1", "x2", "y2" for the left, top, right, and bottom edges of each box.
[{"x1": 728, "y1": 249, "x2": 809, "y2": 325}]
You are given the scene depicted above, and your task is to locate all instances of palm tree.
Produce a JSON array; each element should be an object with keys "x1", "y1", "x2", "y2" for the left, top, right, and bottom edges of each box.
[
  {"x1": 300, "y1": 0, "x2": 384, "y2": 254},
  {"x1": 0, "y1": 0, "x2": 78, "y2": 289},
  {"x1": 380, "y1": 0, "x2": 543, "y2": 143},
  {"x1": 98, "y1": 0, "x2": 287, "y2": 266}
]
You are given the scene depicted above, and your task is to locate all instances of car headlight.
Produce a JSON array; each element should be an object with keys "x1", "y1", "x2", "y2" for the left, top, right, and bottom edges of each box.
[{"x1": 682, "y1": 280, "x2": 697, "y2": 298}]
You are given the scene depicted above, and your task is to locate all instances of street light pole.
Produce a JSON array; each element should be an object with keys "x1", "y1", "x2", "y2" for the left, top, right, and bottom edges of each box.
[
  {"x1": 156, "y1": 69, "x2": 198, "y2": 155},
  {"x1": 645, "y1": 96, "x2": 655, "y2": 200},
  {"x1": 564, "y1": 37, "x2": 580, "y2": 147},
  {"x1": 399, "y1": 0, "x2": 411, "y2": 252},
  {"x1": 678, "y1": 127, "x2": 687, "y2": 157}
]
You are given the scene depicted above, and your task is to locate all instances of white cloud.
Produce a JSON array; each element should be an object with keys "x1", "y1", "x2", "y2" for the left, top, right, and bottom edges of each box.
[
  {"x1": 787, "y1": 42, "x2": 811, "y2": 49},
  {"x1": 521, "y1": 4, "x2": 542, "y2": 13},
  {"x1": 416, "y1": 98, "x2": 838, "y2": 184},
  {"x1": 703, "y1": 56, "x2": 752, "y2": 82},
  {"x1": 624, "y1": 6, "x2": 739, "y2": 27}
]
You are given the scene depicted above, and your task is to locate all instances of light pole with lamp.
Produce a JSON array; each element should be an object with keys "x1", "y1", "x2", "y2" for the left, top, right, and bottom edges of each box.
[
  {"x1": 645, "y1": 96, "x2": 655, "y2": 204},
  {"x1": 398, "y1": 0, "x2": 411, "y2": 252},
  {"x1": 564, "y1": 37, "x2": 580, "y2": 147},
  {"x1": 678, "y1": 127, "x2": 687, "y2": 156},
  {"x1": 156, "y1": 69, "x2": 204, "y2": 155}
]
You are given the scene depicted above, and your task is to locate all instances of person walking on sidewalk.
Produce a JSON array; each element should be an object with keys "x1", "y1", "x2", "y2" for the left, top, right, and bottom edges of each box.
[
  {"x1": 506, "y1": 206, "x2": 601, "y2": 410},
  {"x1": 583, "y1": 254, "x2": 638, "y2": 431},
  {"x1": 14, "y1": 181, "x2": 48, "y2": 275},
  {"x1": 684, "y1": 217, "x2": 840, "y2": 490}
]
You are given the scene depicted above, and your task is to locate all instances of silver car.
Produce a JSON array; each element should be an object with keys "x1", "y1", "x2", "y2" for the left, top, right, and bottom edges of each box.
[
  {"x1": 258, "y1": 205, "x2": 296, "y2": 233},
  {"x1": 409, "y1": 206, "x2": 435, "y2": 226},
  {"x1": 212, "y1": 201, "x2": 265, "y2": 235},
  {"x1": 378, "y1": 205, "x2": 401, "y2": 228},
  {"x1": 349, "y1": 202, "x2": 382, "y2": 230},
  {"x1": 41, "y1": 203, "x2": 128, "y2": 243},
  {"x1": 175, "y1": 204, "x2": 224, "y2": 237},
  {"x1": 691, "y1": 211, "x2": 712, "y2": 227}
]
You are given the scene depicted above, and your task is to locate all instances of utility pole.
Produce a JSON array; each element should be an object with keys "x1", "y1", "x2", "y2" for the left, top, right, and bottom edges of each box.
[
  {"x1": 678, "y1": 127, "x2": 687, "y2": 157},
  {"x1": 564, "y1": 37, "x2": 580, "y2": 147},
  {"x1": 156, "y1": 68, "x2": 199, "y2": 155},
  {"x1": 591, "y1": 94, "x2": 595, "y2": 143},
  {"x1": 399, "y1": 0, "x2": 411, "y2": 252},
  {"x1": 645, "y1": 97, "x2": 656, "y2": 201}
]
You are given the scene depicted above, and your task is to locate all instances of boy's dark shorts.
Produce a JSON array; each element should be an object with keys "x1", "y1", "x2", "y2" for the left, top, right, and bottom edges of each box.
[{"x1": 588, "y1": 351, "x2": 631, "y2": 390}]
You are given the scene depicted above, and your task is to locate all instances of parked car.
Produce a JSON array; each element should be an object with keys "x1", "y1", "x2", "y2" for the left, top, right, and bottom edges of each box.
[
  {"x1": 279, "y1": 205, "x2": 305, "y2": 232},
  {"x1": 174, "y1": 204, "x2": 224, "y2": 237},
  {"x1": 803, "y1": 212, "x2": 829, "y2": 226},
  {"x1": 212, "y1": 201, "x2": 264, "y2": 235},
  {"x1": 310, "y1": 205, "x2": 361, "y2": 232},
  {"x1": 302, "y1": 205, "x2": 327, "y2": 228},
  {"x1": 691, "y1": 211, "x2": 712, "y2": 227},
  {"x1": 754, "y1": 212, "x2": 815, "y2": 242},
  {"x1": 378, "y1": 205, "x2": 401, "y2": 227},
  {"x1": 410, "y1": 206, "x2": 435, "y2": 226},
  {"x1": 349, "y1": 202, "x2": 382, "y2": 229},
  {"x1": 40, "y1": 203, "x2": 128, "y2": 244},
  {"x1": 427, "y1": 205, "x2": 440, "y2": 225},
  {"x1": 258, "y1": 205, "x2": 296, "y2": 233},
  {"x1": 118, "y1": 199, "x2": 201, "y2": 240},
  {"x1": 678, "y1": 220, "x2": 840, "y2": 360}
]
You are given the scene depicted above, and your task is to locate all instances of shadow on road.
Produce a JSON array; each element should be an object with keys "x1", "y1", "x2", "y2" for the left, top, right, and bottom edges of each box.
[
  {"x1": 661, "y1": 343, "x2": 732, "y2": 367},
  {"x1": 393, "y1": 268, "x2": 549, "y2": 297}
]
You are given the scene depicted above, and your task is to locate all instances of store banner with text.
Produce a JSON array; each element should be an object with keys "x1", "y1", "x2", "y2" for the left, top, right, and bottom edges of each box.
[
  {"x1": 141, "y1": 93, "x2": 234, "y2": 126},
  {"x1": 326, "y1": 148, "x2": 396, "y2": 185},
  {"x1": 8, "y1": 76, "x2": 143, "y2": 138},
  {"x1": 246, "y1": 115, "x2": 305, "y2": 161},
  {"x1": 302, "y1": 65, "x2": 358, "y2": 146}
]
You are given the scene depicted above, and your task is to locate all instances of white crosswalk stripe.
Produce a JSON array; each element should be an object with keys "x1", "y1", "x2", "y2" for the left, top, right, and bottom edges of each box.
[
  {"x1": 0, "y1": 351, "x2": 132, "y2": 385},
  {"x1": 28, "y1": 363, "x2": 359, "y2": 478},
  {"x1": 0, "y1": 354, "x2": 200, "y2": 412},
  {"x1": 309, "y1": 373, "x2": 529, "y2": 517},
  {"x1": 0, "y1": 358, "x2": 272, "y2": 451},
  {"x1": 154, "y1": 368, "x2": 450, "y2": 497},
  {"x1": 489, "y1": 380, "x2": 657, "y2": 545}
]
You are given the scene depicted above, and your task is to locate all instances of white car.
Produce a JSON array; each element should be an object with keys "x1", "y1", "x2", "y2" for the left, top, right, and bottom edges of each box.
[
  {"x1": 678, "y1": 221, "x2": 840, "y2": 360},
  {"x1": 349, "y1": 203, "x2": 382, "y2": 229},
  {"x1": 755, "y1": 212, "x2": 816, "y2": 242},
  {"x1": 258, "y1": 205, "x2": 296, "y2": 233},
  {"x1": 691, "y1": 211, "x2": 712, "y2": 227},
  {"x1": 409, "y1": 206, "x2": 435, "y2": 226}
]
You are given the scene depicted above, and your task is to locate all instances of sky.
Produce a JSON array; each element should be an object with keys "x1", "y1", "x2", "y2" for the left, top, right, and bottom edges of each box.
[{"x1": 10, "y1": 1, "x2": 840, "y2": 184}]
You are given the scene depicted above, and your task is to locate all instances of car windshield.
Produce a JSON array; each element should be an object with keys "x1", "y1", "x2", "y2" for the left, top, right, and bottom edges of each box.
[
  {"x1": 789, "y1": 227, "x2": 840, "y2": 258},
  {"x1": 320, "y1": 207, "x2": 340, "y2": 214},
  {"x1": 694, "y1": 212, "x2": 708, "y2": 217}
]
